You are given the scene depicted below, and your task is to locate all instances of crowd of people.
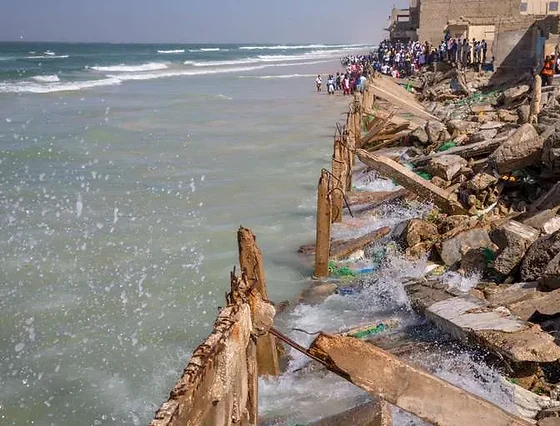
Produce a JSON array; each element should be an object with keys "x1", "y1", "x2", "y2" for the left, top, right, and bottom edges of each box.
[
  {"x1": 315, "y1": 33, "x2": 560, "y2": 93},
  {"x1": 314, "y1": 55, "x2": 372, "y2": 95},
  {"x1": 374, "y1": 36, "x2": 489, "y2": 78}
]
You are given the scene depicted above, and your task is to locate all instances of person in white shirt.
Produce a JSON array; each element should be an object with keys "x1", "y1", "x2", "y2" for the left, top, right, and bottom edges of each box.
[{"x1": 315, "y1": 75, "x2": 322, "y2": 92}]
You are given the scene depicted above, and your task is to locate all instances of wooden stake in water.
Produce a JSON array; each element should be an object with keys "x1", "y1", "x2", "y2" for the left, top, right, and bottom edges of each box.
[
  {"x1": 331, "y1": 137, "x2": 346, "y2": 223},
  {"x1": 315, "y1": 170, "x2": 332, "y2": 279},
  {"x1": 238, "y1": 226, "x2": 280, "y2": 377}
]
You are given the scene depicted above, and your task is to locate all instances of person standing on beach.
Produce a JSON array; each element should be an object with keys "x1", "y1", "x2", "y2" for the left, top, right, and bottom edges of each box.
[
  {"x1": 315, "y1": 75, "x2": 322, "y2": 92},
  {"x1": 343, "y1": 74, "x2": 350, "y2": 95},
  {"x1": 327, "y1": 75, "x2": 335, "y2": 95},
  {"x1": 481, "y1": 39, "x2": 488, "y2": 63}
]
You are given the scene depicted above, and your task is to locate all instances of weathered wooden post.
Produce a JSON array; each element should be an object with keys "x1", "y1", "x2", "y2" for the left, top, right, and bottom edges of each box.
[
  {"x1": 353, "y1": 95, "x2": 363, "y2": 144},
  {"x1": 314, "y1": 170, "x2": 332, "y2": 279},
  {"x1": 362, "y1": 82, "x2": 375, "y2": 115},
  {"x1": 331, "y1": 137, "x2": 346, "y2": 223},
  {"x1": 238, "y1": 227, "x2": 280, "y2": 377},
  {"x1": 345, "y1": 108, "x2": 356, "y2": 192},
  {"x1": 530, "y1": 74, "x2": 542, "y2": 125}
]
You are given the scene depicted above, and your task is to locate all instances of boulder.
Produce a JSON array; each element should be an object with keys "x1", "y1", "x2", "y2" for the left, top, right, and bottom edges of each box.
[
  {"x1": 428, "y1": 155, "x2": 468, "y2": 181},
  {"x1": 490, "y1": 221, "x2": 540, "y2": 276},
  {"x1": 488, "y1": 123, "x2": 540, "y2": 174},
  {"x1": 395, "y1": 219, "x2": 439, "y2": 249},
  {"x1": 500, "y1": 84, "x2": 530, "y2": 106},
  {"x1": 425, "y1": 120, "x2": 450, "y2": 144},
  {"x1": 520, "y1": 230, "x2": 560, "y2": 282},
  {"x1": 471, "y1": 128, "x2": 498, "y2": 143},
  {"x1": 518, "y1": 104, "x2": 531, "y2": 124},
  {"x1": 447, "y1": 119, "x2": 478, "y2": 135},
  {"x1": 541, "y1": 253, "x2": 560, "y2": 290},
  {"x1": 542, "y1": 130, "x2": 560, "y2": 173},
  {"x1": 459, "y1": 248, "x2": 488, "y2": 276},
  {"x1": 410, "y1": 126, "x2": 429, "y2": 145},
  {"x1": 438, "y1": 215, "x2": 477, "y2": 234},
  {"x1": 498, "y1": 109, "x2": 520, "y2": 123},
  {"x1": 439, "y1": 228, "x2": 496, "y2": 267},
  {"x1": 467, "y1": 173, "x2": 499, "y2": 192},
  {"x1": 544, "y1": 217, "x2": 560, "y2": 235}
]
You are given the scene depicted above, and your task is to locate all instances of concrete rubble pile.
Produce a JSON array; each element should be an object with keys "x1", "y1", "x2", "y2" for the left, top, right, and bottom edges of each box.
[{"x1": 308, "y1": 68, "x2": 560, "y2": 425}]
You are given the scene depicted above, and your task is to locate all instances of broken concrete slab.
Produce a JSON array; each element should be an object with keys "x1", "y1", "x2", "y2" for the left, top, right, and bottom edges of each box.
[
  {"x1": 524, "y1": 209, "x2": 559, "y2": 232},
  {"x1": 508, "y1": 379, "x2": 560, "y2": 420},
  {"x1": 357, "y1": 150, "x2": 467, "y2": 215},
  {"x1": 428, "y1": 154, "x2": 468, "y2": 181},
  {"x1": 508, "y1": 288, "x2": 560, "y2": 321},
  {"x1": 489, "y1": 123, "x2": 540, "y2": 174},
  {"x1": 490, "y1": 221, "x2": 540, "y2": 276},
  {"x1": 500, "y1": 85, "x2": 531, "y2": 106},
  {"x1": 309, "y1": 332, "x2": 533, "y2": 426},
  {"x1": 309, "y1": 400, "x2": 392, "y2": 426},
  {"x1": 521, "y1": 230, "x2": 560, "y2": 282},
  {"x1": 483, "y1": 282, "x2": 539, "y2": 307},
  {"x1": 406, "y1": 280, "x2": 560, "y2": 363},
  {"x1": 439, "y1": 228, "x2": 495, "y2": 267}
]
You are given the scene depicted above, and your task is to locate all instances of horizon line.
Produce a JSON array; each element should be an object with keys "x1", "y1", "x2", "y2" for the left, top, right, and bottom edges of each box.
[{"x1": 0, "y1": 40, "x2": 374, "y2": 45}]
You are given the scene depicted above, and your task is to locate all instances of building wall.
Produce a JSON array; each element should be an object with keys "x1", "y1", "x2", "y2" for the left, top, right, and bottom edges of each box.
[
  {"x1": 521, "y1": 0, "x2": 560, "y2": 15},
  {"x1": 417, "y1": 0, "x2": 522, "y2": 46}
]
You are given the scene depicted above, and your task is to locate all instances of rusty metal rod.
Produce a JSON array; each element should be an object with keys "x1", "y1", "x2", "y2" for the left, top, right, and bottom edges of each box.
[{"x1": 269, "y1": 327, "x2": 329, "y2": 368}]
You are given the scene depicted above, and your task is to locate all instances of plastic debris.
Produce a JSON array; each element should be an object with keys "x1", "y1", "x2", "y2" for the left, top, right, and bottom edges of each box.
[
  {"x1": 347, "y1": 319, "x2": 400, "y2": 339},
  {"x1": 438, "y1": 141, "x2": 457, "y2": 152}
]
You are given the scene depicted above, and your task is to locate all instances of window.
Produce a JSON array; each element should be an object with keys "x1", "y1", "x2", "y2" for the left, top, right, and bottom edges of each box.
[
  {"x1": 550, "y1": 1, "x2": 559, "y2": 12},
  {"x1": 520, "y1": 2, "x2": 528, "y2": 12}
]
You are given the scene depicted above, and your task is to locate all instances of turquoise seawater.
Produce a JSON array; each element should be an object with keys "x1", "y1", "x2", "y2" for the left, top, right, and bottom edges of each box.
[{"x1": 0, "y1": 42, "x2": 363, "y2": 425}]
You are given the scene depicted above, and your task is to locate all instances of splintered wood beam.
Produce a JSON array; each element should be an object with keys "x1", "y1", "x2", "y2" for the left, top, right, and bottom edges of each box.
[
  {"x1": 356, "y1": 149, "x2": 466, "y2": 215},
  {"x1": 238, "y1": 227, "x2": 280, "y2": 377},
  {"x1": 309, "y1": 333, "x2": 532, "y2": 426}
]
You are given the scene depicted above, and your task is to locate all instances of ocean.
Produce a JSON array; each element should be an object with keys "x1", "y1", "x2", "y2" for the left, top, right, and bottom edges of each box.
[
  {"x1": 0, "y1": 42, "x2": 370, "y2": 425},
  {"x1": 0, "y1": 42, "x2": 371, "y2": 94}
]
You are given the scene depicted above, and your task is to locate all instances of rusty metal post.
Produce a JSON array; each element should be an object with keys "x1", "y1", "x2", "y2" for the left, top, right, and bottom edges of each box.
[{"x1": 314, "y1": 170, "x2": 332, "y2": 279}]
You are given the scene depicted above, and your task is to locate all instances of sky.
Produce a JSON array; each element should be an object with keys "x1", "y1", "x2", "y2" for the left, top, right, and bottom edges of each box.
[{"x1": 1, "y1": 0, "x2": 409, "y2": 44}]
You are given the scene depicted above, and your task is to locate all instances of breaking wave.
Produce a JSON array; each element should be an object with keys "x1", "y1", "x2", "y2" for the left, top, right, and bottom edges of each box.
[
  {"x1": 32, "y1": 75, "x2": 61, "y2": 83},
  {"x1": 89, "y1": 62, "x2": 169, "y2": 72},
  {"x1": 157, "y1": 49, "x2": 185, "y2": 54},
  {"x1": 239, "y1": 43, "x2": 370, "y2": 50},
  {"x1": 25, "y1": 55, "x2": 69, "y2": 59},
  {"x1": 0, "y1": 77, "x2": 122, "y2": 94}
]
